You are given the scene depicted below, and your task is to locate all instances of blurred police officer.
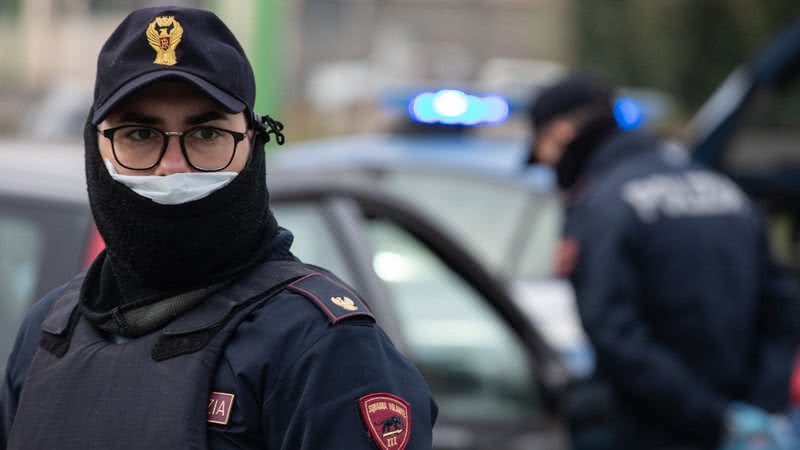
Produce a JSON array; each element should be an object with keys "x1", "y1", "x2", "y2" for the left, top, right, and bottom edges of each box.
[
  {"x1": 0, "y1": 7, "x2": 436, "y2": 450},
  {"x1": 529, "y1": 73, "x2": 798, "y2": 449}
]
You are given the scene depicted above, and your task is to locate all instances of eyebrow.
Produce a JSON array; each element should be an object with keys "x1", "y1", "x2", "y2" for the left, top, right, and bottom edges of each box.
[
  {"x1": 185, "y1": 111, "x2": 226, "y2": 126},
  {"x1": 114, "y1": 110, "x2": 227, "y2": 127},
  {"x1": 118, "y1": 112, "x2": 162, "y2": 125}
]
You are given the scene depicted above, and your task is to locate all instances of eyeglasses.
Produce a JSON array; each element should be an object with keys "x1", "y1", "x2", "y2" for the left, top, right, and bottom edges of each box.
[{"x1": 98, "y1": 125, "x2": 246, "y2": 172}]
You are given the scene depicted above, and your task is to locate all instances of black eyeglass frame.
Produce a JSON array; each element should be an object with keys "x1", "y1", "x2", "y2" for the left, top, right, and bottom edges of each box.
[{"x1": 98, "y1": 125, "x2": 247, "y2": 172}]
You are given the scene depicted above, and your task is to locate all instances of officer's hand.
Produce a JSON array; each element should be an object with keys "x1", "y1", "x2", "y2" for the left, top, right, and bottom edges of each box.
[
  {"x1": 727, "y1": 403, "x2": 771, "y2": 439},
  {"x1": 717, "y1": 403, "x2": 795, "y2": 450}
]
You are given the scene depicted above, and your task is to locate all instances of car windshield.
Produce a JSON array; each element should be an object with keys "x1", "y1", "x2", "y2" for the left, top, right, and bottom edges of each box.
[
  {"x1": 723, "y1": 83, "x2": 800, "y2": 175},
  {"x1": 376, "y1": 170, "x2": 563, "y2": 280}
]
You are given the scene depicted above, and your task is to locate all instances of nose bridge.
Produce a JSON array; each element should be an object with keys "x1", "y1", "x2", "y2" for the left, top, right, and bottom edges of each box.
[
  {"x1": 156, "y1": 130, "x2": 191, "y2": 175},
  {"x1": 163, "y1": 132, "x2": 184, "y2": 159}
]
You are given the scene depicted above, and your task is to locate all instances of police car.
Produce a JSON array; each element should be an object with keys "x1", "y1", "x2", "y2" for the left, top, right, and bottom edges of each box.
[
  {"x1": 267, "y1": 44, "x2": 800, "y2": 423},
  {"x1": 268, "y1": 86, "x2": 672, "y2": 379},
  {"x1": 0, "y1": 140, "x2": 580, "y2": 450},
  {"x1": 267, "y1": 132, "x2": 594, "y2": 375}
]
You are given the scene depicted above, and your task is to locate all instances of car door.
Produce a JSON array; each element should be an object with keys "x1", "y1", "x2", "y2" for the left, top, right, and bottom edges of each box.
[
  {"x1": 0, "y1": 194, "x2": 92, "y2": 371},
  {"x1": 281, "y1": 164, "x2": 592, "y2": 376},
  {"x1": 365, "y1": 166, "x2": 593, "y2": 374},
  {"x1": 270, "y1": 180, "x2": 571, "y2": 450}
]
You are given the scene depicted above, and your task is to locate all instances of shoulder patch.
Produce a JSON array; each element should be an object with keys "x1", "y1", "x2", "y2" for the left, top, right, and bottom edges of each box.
[
  {"x1": 286, "y1": 273, "x2": 375, "y2": 325},
  {"x1": 359, "y1": 393, "x2": 412, "y2": 450}
]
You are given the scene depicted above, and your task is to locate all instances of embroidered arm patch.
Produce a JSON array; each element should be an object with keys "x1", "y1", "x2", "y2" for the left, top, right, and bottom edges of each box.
[
  {"x1": 207, "y1": 391, "x2": 235, "y2": 425},
  {"x1": 287, "y1": 273, "x2": 374, "y2": 324},
  {"x1": 359, "y1": 393, "x2": 412, "y2": 450}
]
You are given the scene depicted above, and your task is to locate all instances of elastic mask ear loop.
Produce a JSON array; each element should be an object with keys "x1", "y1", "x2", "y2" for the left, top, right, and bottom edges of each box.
[{"x1": 253, "y1": 114, "x2": 286, "y2": 146}]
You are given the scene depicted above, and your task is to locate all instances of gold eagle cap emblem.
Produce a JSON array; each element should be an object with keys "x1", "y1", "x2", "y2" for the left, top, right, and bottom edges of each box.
[
  {"x1": 146, "y1": 16, "x2": 183, "y2": 66},
  {"x1": 331, "y1": 296, "x2": 359, "y2": 312}
]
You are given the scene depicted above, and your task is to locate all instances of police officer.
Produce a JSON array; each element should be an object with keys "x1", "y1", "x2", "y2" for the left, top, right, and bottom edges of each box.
[
  {"x1": 528, "y1": 73, "x2": 798, "y2": 449},
  {"x1": 0, "y1": 7, "x2": 436, "y2": 450}
]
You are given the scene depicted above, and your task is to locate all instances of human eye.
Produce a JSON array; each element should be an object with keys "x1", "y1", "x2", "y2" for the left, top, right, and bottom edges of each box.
[
  {"x1": 187, "y1": 126, "x2": 224, "y2": 142},
  {"x1": 122, "y1": 127, "x2": 159, "y2": 142}
]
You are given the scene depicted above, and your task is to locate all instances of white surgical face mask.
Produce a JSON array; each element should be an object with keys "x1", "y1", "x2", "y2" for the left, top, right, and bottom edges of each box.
[{"x1": 103, "y1": 160, "x2": 238, "y2": 205}]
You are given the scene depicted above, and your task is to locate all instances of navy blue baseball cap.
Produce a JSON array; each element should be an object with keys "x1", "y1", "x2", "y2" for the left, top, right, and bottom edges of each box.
[
  {"x1": 91, "y1": 6, "x2": 256, "y2": 125},
  {"x1": 530, "y1": 73, "x2": 612, "y2": 129}
]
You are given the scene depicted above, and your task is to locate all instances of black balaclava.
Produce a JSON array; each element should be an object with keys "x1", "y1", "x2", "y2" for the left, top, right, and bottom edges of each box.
[
  {"x1": 81, "y1": 109, "x2": 279, "y2": 330},
  {"x1": 554, "y1": 113, "x2": 619, "y2": 189},
  {"x1": 78, "y1": 7, "x2": 287, "y2": 334},
  {"x1": 527, "y1": 72, "x2": 620, "y2": 189}
]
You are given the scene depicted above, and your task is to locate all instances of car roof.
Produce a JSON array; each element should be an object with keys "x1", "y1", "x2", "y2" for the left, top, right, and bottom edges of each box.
[
  {"x1": 269, "y1": 133, "x2": 555, "y2": 191},
  {"x1": 270, "y1": 133, "x2": 527, "y2": 173}
]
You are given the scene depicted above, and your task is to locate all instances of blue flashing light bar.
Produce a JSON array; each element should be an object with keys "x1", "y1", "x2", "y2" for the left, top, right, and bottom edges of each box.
[
  {"x1": 614, "y1": 97, "x2": 645, "y2": 131},
  {"x1": 409, "y1": 90, "x2": 510, "y2": 126}
]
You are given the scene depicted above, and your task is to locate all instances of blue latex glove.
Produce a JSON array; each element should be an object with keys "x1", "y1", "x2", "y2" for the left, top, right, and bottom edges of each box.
[
  {"x1": 718, "y1": 403, "x2": 796, "y2": 450},
  {"x1": 728, "y1": 403, "x2": 772, "y2": 439},
  {"x1": 769, "y1": 415, "x2": 799, "y2": 450}
]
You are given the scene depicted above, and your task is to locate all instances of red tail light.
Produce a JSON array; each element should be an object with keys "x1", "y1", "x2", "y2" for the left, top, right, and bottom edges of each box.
[
  {"x1": 792, "y1": 355, "x2": 800, "y2": 406},
  {"x1": 84, "y1": 225, "x2": 106, "y2": 268}
]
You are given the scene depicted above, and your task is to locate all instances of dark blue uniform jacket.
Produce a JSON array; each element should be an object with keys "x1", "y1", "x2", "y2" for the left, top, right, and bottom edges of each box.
[
  {"x1": 564, "y1": 132, "x2": 798, "y2": 446},
  {"x1": 0, "y1": 229, "x2": 437, "y2": 449}
]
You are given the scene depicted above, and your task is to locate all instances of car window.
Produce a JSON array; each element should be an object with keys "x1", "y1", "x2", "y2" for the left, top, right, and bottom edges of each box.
[
  {"x1": 722, "y1": 82, "x2": 800, "y2": 269},
  {"x1": 0, "y1": 217, "x2": 45, "y2": 370},
  {"x1": 723, "y1": 83, "x2": 800, "y2": 174},
  {"x1": 272, "y1": 202, "x2": 356, "y2": 286},
  {"x1": 366, "y1": 218, "x2": 542, "y2": 423},
  {"x1": 377, "y1": 171, "x2": 537, "y2": 277}
]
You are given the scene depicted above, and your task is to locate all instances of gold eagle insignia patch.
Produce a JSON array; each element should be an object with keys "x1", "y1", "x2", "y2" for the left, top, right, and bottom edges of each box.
[
  {"x1": 331, "y1": 296, "x2": 359, "y2": 311},
  {"x1": 146, "y1": 16, "x2": 183, "y2": 66}
]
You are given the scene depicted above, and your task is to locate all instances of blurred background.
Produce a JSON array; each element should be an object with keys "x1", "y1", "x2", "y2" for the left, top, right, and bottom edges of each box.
[
  {"x1": 0, "y1": 0, "x2": 797, "y2": 141},
  {"x1": 2, "y1": 2, "x2": 800, "y2": 449}
]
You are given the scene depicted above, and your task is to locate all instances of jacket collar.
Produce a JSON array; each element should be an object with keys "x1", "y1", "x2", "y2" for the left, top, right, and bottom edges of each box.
[
  {"x1": 582, "y1": 131, "x2": 658, "y2": 177},
  {"x1": 564, "y1": 132, "x2": 658, "y2": 205},
  {"x1": 269, "y1": 227, "x2": 295, "y2": 261}
]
